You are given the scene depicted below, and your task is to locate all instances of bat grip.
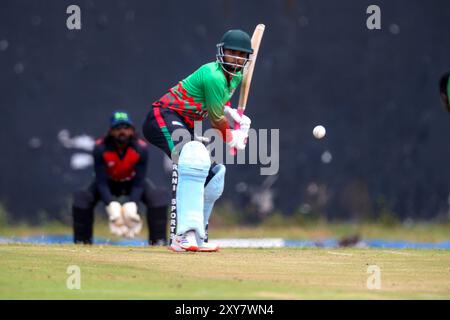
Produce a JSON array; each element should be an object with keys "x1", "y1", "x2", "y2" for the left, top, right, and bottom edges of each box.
[{"x1": 230, "y1": 109, "x2": 245, "y2": 156}]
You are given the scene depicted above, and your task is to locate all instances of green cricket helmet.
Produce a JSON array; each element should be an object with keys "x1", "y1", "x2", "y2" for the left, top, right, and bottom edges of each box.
[{"x1": 216, "y1": 29, "x2": 253, "y2": 76}]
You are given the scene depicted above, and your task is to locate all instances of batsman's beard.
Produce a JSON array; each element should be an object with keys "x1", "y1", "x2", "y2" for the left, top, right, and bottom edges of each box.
[{"x1": 224, "y1": 64, "x2": 242, "y2": 74}]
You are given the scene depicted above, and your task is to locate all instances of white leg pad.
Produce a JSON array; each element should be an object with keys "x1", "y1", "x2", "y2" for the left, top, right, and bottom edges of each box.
[
  {"x1": 203, "y1": 164, "x2": 226, "y2": 227},
  {"x1": 176, "y1": 141, "x2": 211, "y2": 239}
]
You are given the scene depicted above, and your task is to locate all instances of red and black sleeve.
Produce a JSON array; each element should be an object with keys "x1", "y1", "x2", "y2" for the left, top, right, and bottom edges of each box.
[{"x1": 93, "y1": 143, "x2": 114, "y2": 205}]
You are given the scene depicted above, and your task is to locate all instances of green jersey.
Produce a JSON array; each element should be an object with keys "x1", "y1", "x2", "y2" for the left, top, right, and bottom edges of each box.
[{"x1": 153, "y1": 62, "x2": 242, "y2": 132}]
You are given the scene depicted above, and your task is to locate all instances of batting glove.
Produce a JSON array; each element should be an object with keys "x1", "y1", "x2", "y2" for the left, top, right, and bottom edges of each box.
[
  {"x1": 227, "y1": 129, "x2": 248, "y2": 150},
  {"x1": 224, "y1": 106, "x2": 252, "y2": 132},
  {"x1": 224, "y1": 105, "x2": 240, "y2": 127},
  {"x1": 239, "y1": 114, "x2": 251, "y2": 135}
]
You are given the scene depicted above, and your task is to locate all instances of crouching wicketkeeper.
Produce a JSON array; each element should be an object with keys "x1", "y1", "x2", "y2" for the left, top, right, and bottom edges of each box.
[{"x1": 72, "y1": 111, "x2": 170, "y2": 245}]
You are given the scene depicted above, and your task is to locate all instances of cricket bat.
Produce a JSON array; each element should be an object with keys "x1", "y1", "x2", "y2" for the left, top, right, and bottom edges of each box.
[{"x1": 231, "y1": 24, "x2": 265, "y2": 155}]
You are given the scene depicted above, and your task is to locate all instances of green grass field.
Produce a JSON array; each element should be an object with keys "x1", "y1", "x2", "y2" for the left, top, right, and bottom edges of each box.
[
  {"x1": 2, "y1": 221, "x2": 450, "y2": 242},
  {"x1": 1, "y1": 244, "x2": 449, "y2": 299}
]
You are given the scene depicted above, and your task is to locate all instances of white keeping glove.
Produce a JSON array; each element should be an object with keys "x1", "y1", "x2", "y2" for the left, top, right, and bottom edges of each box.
[
  {"x1": 224, "y1": 106, "x2": 252, "y2": 133},
  {"x1": 106, "y1": 201, "x2": 128, "y2": 237},
  {"x1": 227, "y1": 129, "x2": 248, "y2": 150},
  {"x1": 122, "y1": 202, "x2": 143, "y2": 238}
]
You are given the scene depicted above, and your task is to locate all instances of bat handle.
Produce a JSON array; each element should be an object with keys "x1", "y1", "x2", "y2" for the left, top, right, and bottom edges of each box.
[
  {"x1": 234, "y1": 109, "x2": 244, "y2": 130},
  {"x1": 230, "y1": 108, "x2": 245, "y2": 156}
]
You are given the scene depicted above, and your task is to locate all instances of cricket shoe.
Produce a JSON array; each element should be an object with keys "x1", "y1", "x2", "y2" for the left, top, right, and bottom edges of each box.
[
  {"x1": 168, "y1": 240, "x2": 186, "y2": 252},
  {"x1": 198, "y1": 241, "x2": 220, "y2": 253},
  {"x1": 169, "y1": 230, "x2": 198, "y2": 252}
]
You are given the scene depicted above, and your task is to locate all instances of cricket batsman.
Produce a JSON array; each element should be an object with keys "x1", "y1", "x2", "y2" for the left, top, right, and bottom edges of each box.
[
  {"x1": 72, "y1": 111, "x2": 170, "y2": 245},
  {"x1": 142, "y1": 29, "x2": 254, "y2": 252}
]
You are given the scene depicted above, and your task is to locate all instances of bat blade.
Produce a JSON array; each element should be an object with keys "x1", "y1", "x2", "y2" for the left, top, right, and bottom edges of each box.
[
  {"x1": 230, "y1": 24, "x2": 265, "y2": 156},
  {"x1": 238, "y1": 24, "x2": 265, "y2": 112}
]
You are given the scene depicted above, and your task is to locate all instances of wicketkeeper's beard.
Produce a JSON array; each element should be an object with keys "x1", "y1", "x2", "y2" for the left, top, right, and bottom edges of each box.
[{"x1": 114, "y1": 134, "x2": 132, "y2": 146}]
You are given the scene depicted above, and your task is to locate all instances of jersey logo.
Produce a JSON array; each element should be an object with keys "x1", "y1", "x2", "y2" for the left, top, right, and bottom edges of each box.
[{"x1": 171, "y1": 121, "x2": 185, "y2": 127}]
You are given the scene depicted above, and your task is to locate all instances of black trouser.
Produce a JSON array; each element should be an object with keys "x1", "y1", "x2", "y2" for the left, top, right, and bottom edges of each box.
[
  {"x1": 142, "y1": 106, "x2": 189, "y2": 159},
  {"x1": 72, "y1": 178, "x2": 170, "y2": 245},
  {"x1": 142, "y1": 106, "x2": 217, "y2": 183}
]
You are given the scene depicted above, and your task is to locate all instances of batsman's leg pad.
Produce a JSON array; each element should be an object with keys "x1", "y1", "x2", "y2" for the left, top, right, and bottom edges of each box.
[
  {"x1": 176, "y1": 141, "x2": 211, "y2": 239},
  {"x1": 204, "y1": 164, "x2": 226, "y2": 227}
]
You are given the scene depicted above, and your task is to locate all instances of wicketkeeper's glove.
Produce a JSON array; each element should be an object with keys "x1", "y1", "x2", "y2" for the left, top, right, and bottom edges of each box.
[
  {"x1": 106, "y1": 201, "x2": 128, "y2": 237},
  {"x1": 122, "y1": 202, "x2": 143, "y2": 238}
]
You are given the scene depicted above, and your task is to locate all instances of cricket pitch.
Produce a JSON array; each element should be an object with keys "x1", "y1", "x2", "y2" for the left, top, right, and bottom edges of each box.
[{"x1": 0, "y1": 244, "x2": 449, "y2": 299}]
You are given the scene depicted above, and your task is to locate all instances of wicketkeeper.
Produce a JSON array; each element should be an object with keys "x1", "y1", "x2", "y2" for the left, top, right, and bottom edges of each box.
[
  {"x1": 72, "y1": 111, "x2": 170, "y2": 245},
  {"x1": 142, "y1": 29, "x2": 254, "y2": 252}
]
